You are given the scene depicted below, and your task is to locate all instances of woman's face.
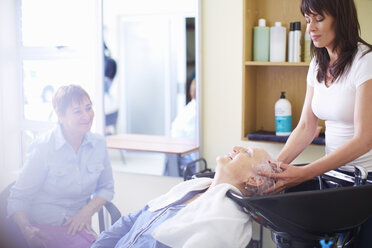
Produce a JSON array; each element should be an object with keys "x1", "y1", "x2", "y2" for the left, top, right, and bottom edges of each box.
[
  {"x1": 59, "y1": 96, "x2": 94, "y2": 136},
  {"x1": 305, "y1": 11, "x2": 336, "y2": 50},
  {"x1": 214, "y1": 147, "x2": 272, "y2": 191}
]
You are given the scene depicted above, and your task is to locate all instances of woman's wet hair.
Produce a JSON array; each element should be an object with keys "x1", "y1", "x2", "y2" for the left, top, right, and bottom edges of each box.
[
  {"x1": 245, "y1": 161, "x2": 282, "y2": 196},
  {"x1": 52, "y1": 85, "x2": 91, "y2": 116}
]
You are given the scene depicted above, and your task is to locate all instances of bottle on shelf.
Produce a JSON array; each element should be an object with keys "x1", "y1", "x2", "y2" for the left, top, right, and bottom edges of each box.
[
  {"x1": 293, "y1": 21, "x2": 302, "y2": 62},
  {"x1": 269, "y1": 21, "x2": 286, "y2": 62},
  {"x1": 275, "y1": 91, "x2": 292, "y2": 136},
  {"x1": 253, "y1": 18, "x2": 270, "y2": 61},
  {"x1": 287, "y1": 22, "x2": 295, "y2": 62}
]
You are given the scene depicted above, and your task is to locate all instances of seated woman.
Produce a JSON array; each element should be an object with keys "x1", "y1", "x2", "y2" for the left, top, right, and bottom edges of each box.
[
  {"x1": 6, "y1": 85, "x2": 114, "y2": 248},
  {"x1": 92, "y1": 146, "x2": 281, "y2": 248}
]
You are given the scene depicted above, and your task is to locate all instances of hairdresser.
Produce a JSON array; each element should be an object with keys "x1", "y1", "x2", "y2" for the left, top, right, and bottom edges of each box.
[{"x1": 260, "y1": 0, "x2": 372, "y2": 246}]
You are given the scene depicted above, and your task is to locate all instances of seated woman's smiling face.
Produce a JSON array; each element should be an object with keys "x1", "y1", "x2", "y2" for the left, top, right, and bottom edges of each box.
[{"x1": 59, "y1": 96, "x2": 94, "y2": 136}]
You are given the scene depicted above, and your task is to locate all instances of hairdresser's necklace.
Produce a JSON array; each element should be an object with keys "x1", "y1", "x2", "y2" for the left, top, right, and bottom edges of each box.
[{"x1": 325, "y1": 69, "x2": 334, "y2": 88}]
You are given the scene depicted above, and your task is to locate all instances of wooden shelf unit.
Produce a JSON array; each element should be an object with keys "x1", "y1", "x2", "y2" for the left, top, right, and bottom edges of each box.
[{"x1": 242, "y1": 0, "x2": 322, "y2": 141}]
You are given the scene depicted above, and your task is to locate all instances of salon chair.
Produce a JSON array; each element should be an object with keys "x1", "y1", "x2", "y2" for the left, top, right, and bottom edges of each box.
[
  {"x1": 227, "y1": 166, "x2": 372, "y2": 248},
  {"x1": 0, "y1": 182, "x2": 121, "y2": 236}
]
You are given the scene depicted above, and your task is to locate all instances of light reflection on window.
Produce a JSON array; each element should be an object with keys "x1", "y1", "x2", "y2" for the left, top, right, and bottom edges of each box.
[{"x1": 21, "y1": 0, "x2": 90, "y2": 47}]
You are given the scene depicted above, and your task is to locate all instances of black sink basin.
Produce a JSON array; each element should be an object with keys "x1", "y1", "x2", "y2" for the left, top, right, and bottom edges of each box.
[{"x1": 227, "y1": 172, "x2": 372, "y2": 244}]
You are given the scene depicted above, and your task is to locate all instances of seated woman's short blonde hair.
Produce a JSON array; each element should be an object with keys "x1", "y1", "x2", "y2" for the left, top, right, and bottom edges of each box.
[{"x1": 52, "y1": 85, "x2": 91, "y2": 116}]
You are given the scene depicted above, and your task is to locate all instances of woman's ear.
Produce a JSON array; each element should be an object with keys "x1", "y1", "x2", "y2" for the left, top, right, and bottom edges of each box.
[{"x1": 246, "y1": 176, "x2": 264, "y2": 187}]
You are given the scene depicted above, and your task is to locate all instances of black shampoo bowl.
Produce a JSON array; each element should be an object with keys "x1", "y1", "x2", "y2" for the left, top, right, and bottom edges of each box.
[{"x1": 227, "y1": 171, "x2": 372, "y2": 247}]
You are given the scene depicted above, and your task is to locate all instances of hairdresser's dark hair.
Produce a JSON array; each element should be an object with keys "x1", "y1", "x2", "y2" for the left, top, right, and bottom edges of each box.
[
  {"x1": 300, "y1": 0, "x2": 372, "y2": 83},
  {"x1": 52, "y1": 85, "x2": 91, "y2": 116}
]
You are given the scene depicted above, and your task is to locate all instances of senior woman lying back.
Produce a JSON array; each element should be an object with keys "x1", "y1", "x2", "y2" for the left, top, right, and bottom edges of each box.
[{"x1": 92, "y1": 147, "x2": 281, "y2": 248}]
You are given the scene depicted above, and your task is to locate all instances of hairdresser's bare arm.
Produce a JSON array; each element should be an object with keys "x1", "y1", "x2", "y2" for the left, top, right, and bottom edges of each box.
[
  {"x1": 264, "y1": 80, "x2": 372, "y2": 192},
  {"x1": 277, "y1": 85, "x2": 319, "y2": 164}
]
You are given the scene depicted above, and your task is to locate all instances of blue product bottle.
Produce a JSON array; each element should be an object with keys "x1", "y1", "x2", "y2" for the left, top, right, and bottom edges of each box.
[{"x1": 275, "y1": 91, "x2": 292, "y2": 136}]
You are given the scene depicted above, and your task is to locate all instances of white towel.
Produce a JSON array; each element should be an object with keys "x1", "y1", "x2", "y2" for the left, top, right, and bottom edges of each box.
[
  {"x1": 151, "y1": 182, "x2": 252, "y2": 248},
  {"x1": 147, "y1": 177, "x2": 213, "y2": 212}
]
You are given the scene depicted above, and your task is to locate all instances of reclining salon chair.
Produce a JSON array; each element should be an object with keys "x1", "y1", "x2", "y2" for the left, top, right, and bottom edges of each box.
[
  {"x1": 227, "y1": 166, "x2": 372, "y2": 248},
  {"x1": 185, "y1": 161, "x2": 372, "y2": 248}
]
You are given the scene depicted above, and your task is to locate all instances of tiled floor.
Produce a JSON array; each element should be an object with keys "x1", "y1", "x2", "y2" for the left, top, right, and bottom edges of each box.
[{"x1": 108, "y1": 149, "x2": 166, "y2": 176}]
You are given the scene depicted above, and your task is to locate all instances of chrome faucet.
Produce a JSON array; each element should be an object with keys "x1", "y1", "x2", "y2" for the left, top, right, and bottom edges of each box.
[{"x1": 354, "y1": 165, "x2": 368, "y2": 186}]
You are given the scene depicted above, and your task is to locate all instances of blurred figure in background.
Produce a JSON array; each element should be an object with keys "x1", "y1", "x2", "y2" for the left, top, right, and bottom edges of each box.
[
  {"x1": 166, "y1": 74, "x2": 198, "y2": 176},
  {"x1": 103, "y1": 43, "x2": 119, "y2": 135}
]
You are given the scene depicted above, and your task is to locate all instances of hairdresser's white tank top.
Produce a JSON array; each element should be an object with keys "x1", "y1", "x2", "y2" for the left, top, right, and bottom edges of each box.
[{"x1": 307, "y1": 43, "x2": 372, "y2": 172}]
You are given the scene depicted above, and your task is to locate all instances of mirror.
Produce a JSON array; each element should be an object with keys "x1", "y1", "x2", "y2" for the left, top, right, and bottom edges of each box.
[{"x1": 103, "y1": 0, "x2": 200, "y2": 177}]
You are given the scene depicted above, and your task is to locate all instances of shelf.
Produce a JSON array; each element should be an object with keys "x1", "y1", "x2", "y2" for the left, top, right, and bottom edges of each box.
[
  {"x1": 240, "y1": 0, "x2": 321, "y2": 141},
  {"x1": 244, "y1": 61, "x2": 310, "y2": 67},
  {"x1": 247, "y1": 130, "x2": 325, "y2": 145}
]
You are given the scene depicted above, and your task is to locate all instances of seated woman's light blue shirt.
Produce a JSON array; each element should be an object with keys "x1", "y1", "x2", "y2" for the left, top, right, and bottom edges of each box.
[{"x1": 7, "y1": 125, "x2": 114, "y2": 226}]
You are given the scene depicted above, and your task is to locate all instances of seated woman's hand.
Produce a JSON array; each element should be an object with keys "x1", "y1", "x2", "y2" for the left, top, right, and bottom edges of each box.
[
  {"x1": 22, "y1": 224, "x2": 49, "y2": 248},
  {"x1": 64, "y1": 208, "x2": 93, "y2": 235},
  {"x1": 259, "y1": 163, "x2": 307, "y2": 193}
]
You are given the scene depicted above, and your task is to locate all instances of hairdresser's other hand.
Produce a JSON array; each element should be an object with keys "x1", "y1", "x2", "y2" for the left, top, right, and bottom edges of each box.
[
  {"x1": 64, "y1": 208, "x2": 93, "y2": 235},
  {"x1": 258, "y1": 163, "x2": 307, "y2": 193},
  {"x1": 22, "y1": 224, "x2": 49, "y2": 248}
]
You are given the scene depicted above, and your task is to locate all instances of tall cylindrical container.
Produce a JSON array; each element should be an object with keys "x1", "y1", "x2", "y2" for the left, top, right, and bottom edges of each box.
[
  {"x1": 270, "y1": 22, "x2": 286, "y2": 62},
  {"x1": 304, "y1": 31, "x2": 311, "y2": 62},
  {"x1": 293, "y1": 21, "x2": 302, "y2": 62},
  {"x1": 275, "y1": 91, "x2": 292, "y2": 136},
  {"x1": 253, "y1": 18, "x2": 270, "y2": 61},
  {"x1": 287, "y1": 22, "x2": 295, "y2": 62}
]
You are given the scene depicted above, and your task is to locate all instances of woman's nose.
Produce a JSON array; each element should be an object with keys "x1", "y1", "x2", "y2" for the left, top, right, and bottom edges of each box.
[
  {"x1": 81, "y1": 110, "x2": 92, "y2": 120},
  {"x1": 307, "y1": 21, "x2": 316, "y2": 32}
]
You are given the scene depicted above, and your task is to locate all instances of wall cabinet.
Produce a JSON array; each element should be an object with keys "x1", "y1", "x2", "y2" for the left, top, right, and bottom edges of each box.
[{"x1": 242, "y1": 0, "x2": 324, "y2": 144}]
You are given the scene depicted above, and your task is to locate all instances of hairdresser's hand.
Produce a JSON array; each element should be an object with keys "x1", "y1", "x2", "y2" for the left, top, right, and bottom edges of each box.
[
  {"x1": 64, "y1": 208, "x2": 93, "y2": 235},
  {"x1": 22, "y1": 224, "x2": 49, "y2": 248},
  {"x1": 258, "y1": 163, "x2": 307, "y2": 194}
]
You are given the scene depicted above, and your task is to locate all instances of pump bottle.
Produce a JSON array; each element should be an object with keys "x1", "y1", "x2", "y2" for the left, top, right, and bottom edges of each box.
[{"x1": 275, "y1": 91, "x2": 292, "y2": 136}]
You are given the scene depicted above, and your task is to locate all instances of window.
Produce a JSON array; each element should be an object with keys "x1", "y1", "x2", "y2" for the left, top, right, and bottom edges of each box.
[{"x1": 18, "y1": 0, "x2": 103, "y2": 165}]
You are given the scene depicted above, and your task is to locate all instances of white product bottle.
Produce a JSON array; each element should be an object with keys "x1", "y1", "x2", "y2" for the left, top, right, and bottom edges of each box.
[
  {"x1": 287, "y1": 22, "x2": 295, "y2": 62},
  {"x1": 293, "y1": 21, "x2": 302, "y2": 62},
  {"x1": 270, "y1": 21, "x2": 286, "y2": 62},
  {"x1": 275, "y1": 91, "x2": 292, "y2": 136},
  {"x1": 304, "y1": 31, "x2": 311, "y2": 62}
]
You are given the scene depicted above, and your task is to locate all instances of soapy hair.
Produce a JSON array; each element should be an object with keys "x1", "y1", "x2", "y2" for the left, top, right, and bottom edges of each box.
[{"x1": 245, "y1": 161, "x2": 282, "y2": 196}]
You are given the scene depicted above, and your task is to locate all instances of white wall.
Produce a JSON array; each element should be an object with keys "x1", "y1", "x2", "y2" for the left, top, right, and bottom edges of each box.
[
  {"x1": 357, "y1": 0, "x2": 372, "y2": 44},
  {"x1": 200, "y1": 0, "x2": 324, "y2": 167}
]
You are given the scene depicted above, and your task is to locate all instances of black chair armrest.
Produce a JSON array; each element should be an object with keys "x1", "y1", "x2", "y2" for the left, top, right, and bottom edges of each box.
[
  {"x1": 183, "y1": 158, "x2": 210, "y2": 181},
  {"x1": 98, "y1": 201, "x2": 121, "y2": 233}
]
